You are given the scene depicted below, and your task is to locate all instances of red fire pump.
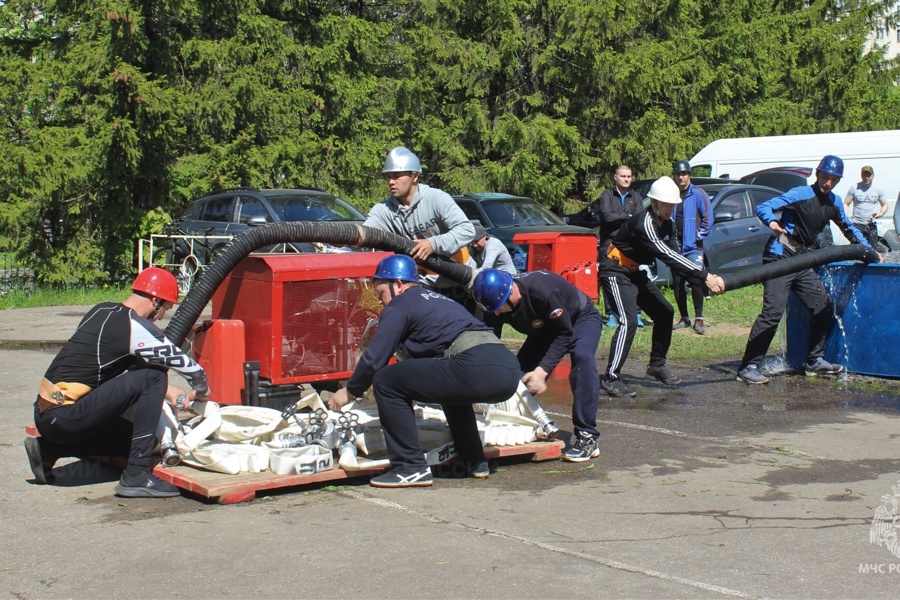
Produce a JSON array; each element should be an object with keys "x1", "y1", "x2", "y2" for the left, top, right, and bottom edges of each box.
[{"x1": 191, "y1": 252, "x2": 390, "y2": 407}]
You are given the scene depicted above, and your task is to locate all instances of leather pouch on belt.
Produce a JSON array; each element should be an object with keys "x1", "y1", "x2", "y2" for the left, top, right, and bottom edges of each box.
[
  {"x1": 606, "y1": 245, "x2": 639, "y2": 272},
  {"x1": 38, "y1": 378, "x2": 91, "y2": 412}
]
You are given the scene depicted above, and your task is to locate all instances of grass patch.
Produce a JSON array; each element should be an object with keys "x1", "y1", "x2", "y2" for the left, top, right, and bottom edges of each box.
[
  {"x1": 502, "y1": 284, "x2": 763, "y2": 361},
  {"x1": 0, "y1": 285, "x2": 131, "y2": 310}
]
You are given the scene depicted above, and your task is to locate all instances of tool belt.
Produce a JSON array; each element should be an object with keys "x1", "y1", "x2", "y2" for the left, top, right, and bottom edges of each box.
[
  {"x1": 444, "y1": 330, "x2": 503, "y2": 358},
  {"x1": 777, "y1": 233, "x2": 814, "y2": 255},
  {"x1": 37, "y1": 378, "x2": 91, "y2": 413},
  {"x1": 606, "y1": 244, "x2": 639, "y2": 272}
]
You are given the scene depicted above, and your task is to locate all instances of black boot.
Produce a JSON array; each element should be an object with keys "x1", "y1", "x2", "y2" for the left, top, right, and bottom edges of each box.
[{"x1": 24, "y1": 437, "x2": 58, "y2": 485}]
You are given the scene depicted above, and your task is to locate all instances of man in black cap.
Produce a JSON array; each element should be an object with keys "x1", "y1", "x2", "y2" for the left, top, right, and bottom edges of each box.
[
  {"x1": 469, "y1": 224, "x2": 517, "y2": 276},
  {"x1": 671, "y1": 159, "x2": 713, "y2": 335}
]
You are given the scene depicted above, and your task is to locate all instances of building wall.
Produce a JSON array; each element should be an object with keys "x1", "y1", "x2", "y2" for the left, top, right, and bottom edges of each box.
[{"x1": 868, "y1": 8, "x2": 900, "y2": 61}]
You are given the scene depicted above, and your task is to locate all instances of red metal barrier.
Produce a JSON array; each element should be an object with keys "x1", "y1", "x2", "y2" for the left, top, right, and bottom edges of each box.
[{"x1": 512, "y1": 232, "x2": 598, "y2": 301}]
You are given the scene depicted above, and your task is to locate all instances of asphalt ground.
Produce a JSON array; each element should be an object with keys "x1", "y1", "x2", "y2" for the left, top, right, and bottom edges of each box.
[{"x1": 2, "y1": 306, "x2": 900, "y2": 599}]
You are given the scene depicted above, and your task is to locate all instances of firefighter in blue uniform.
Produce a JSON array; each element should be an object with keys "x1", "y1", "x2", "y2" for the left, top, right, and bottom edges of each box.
[
  {"x1": 472, "y1": 269, "x2": 603, "y2": 463},
  {"x1": 736, "y1": 155, "x2": 878, "y2": 384},
  {"x1": 328, "y1": 255, "x2": 521, "y2": 488}
]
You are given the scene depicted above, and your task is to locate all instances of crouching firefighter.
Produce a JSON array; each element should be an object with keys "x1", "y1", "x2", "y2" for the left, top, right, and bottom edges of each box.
[
  {"x1": 25, "y1": 267, "x2": 211, "y2": 497},
  {"x1": 472, "y1": 269, "x2": 603, "y2": 464},
  {"x1": 327, "y1": 254, "x2": 521, "y2": 488}
]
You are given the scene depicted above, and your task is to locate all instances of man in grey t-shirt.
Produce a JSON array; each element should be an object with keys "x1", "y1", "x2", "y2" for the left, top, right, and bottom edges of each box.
[{"x1": 844, "y1": 165, "x2": 886, "y2": 248}]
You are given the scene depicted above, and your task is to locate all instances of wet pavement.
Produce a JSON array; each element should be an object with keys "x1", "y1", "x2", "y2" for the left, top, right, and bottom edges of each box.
[{"x1": 2, "y1": 306, "x2": 900, "y2": 599}]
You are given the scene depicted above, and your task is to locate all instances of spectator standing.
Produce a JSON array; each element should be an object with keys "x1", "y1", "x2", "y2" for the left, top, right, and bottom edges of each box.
[
  {"x1": 671, "y1": 160, "x2": 713, "y2": 335},
  {"x1": 591, "y1": 165, "x2": 645, "y2": 328},
  {"x1": 736, "y1": 155, "x2": 878, "y2": 385},
  {"x1": 843, "y1": 165, "x2": 886, "y2": 249}
]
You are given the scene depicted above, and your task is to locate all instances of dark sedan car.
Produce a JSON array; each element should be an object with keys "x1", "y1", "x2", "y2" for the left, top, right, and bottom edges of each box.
[
  {"x1": 738, "y1": 166, "x2": 812, "y2": 191},
  {"x1": 179, "y1": 187, "x2": 365, "y2": 237},
  {"x1": 152, "y1": 187, "x2": 368, "y2": 292},
  {"x1": 174, "y1": 186, "x2": 366, "y2": 255},
  {"x1": 453, "y1": 193, "x2": 593, "y2": 271}
]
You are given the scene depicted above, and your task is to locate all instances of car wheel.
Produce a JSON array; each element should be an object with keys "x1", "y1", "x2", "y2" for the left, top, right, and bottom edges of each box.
[
  {"x1": 151, "y1": 246, "x2": 174, "y2": 270},
  {"x1": 882, "y1": 230, "x2": 900, "y2": 252}
]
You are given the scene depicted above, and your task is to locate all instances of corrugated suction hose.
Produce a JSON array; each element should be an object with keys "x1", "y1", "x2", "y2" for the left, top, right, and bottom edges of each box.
[{"x1": 719, "y1": 244, "x2": 880, "y2": 292}]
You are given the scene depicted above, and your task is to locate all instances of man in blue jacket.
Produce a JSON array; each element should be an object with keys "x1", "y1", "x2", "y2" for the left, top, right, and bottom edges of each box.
[
  {"x1": 671, "y1": 160, "x2": 713, "y2": 334},
  {"x1": 736, "y1": 155, "x2": 879, "y2": 384}
]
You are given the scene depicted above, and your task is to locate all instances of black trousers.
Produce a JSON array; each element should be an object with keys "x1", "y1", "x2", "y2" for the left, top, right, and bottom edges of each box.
[
  {"x1": 516, "y1": 304, "x2": 602, "y2": 438},
  {"x1": 671, "y1": 273, "x2": 706, "y2": 320},
  {"x1": 372, "y1": 344, "x2": 521, "y2": 471},
  {"x1": 34, "y1": 369, "x2": 168, "y2": 469},
  {"x1": 740, "y1": 262, "x2": 831, "y2": 369},
  {"x1": 601, "y1": 270, "x2": 674, "y2": 379},
  {"x1": 854, "y1": 222, "x2": 880, "y2": 250}
]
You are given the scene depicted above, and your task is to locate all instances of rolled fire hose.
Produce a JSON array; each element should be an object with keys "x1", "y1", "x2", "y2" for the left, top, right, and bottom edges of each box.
[
  {"x1": 176, "y1": 400, "x2": 222, "y2": 454},
  {"x1": 172, "y1": 398, "x2": 342, "y2": 475},
  {"x1": 718, "y1": 244, "x2": 880, "y2": 292},
  {"x1": 157, "y1": 403, "x2": 182, "y2": 466},
  {"x1": 269, "y1": 445, "x2": 334, "y2": 475},
  {"x1": 166, "y1": 222, "x2": 474, "y2": 346},
  {"x1": 477, "y1": 381, "x2": 555, "y2": 443},
  {"x1": 213, "y1": 406, "x2": 286, "y2": 443}
]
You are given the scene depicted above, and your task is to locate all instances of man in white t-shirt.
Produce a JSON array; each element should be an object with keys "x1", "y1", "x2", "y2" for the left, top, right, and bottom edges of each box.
[{"x1": 844, "y1": 165, "x2": 887, "y2": 248}]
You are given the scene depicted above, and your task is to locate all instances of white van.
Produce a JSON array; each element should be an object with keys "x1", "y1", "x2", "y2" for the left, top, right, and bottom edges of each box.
[{"x1": 690, "y1": 130, "x2": 900, "y2": 247}]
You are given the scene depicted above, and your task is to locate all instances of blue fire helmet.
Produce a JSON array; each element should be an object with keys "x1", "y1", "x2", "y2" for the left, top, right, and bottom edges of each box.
[
  {"x1": 816, "y1": 155, "x2": 844, "y2": 178},
  {"x1": 374, "y1": 254, "x2": 419, "y2": 283},
  {"x1": 473, "y1": 269, "x2": 514, "y2": 313}
]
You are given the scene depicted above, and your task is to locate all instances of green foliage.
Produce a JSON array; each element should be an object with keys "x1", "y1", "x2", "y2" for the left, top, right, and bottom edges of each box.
[
  {"x1": 1, "y1": 0, "x2": 898, "y2": 282},
  {"x1": 0, "y1": 284, "x2": 131, "y2": 310}
]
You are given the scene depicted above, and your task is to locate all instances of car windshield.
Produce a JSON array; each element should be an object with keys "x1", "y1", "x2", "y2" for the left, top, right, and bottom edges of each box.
[
  {"x1": 265, "y1": 193, "x2": 366, "y2": 222},
  {"x1": 482, "y1": 198, "x2": 565, "y2": 227}
]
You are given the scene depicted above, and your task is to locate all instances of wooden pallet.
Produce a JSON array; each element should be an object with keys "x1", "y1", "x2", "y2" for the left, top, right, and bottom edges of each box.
[
  {"x1": 26, "y1": 425, "x2": 564, "y2": 504},
  {"x1": 152, "y1": 440, "x2": 564, "y2": 504}
]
